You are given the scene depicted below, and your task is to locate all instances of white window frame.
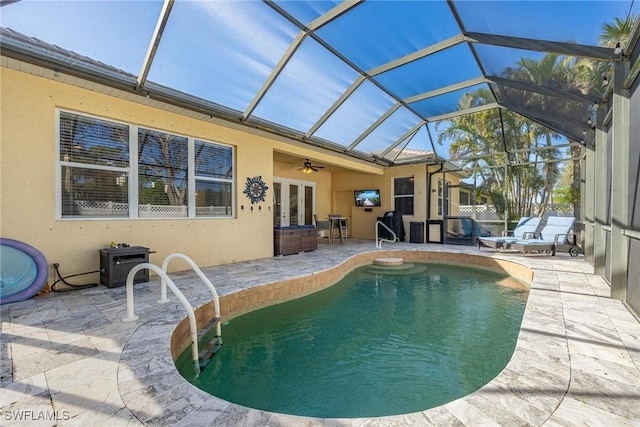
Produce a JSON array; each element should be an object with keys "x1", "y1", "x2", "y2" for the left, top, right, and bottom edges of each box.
[
  {"x1": 393, "y1": 176, "x2": 415, "y2": 216},
  {"x1": 55, "y1": 109, "x2": 235, "y2": 220}
]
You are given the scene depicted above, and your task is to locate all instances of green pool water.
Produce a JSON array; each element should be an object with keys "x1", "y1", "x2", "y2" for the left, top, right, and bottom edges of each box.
[{"x1": 177, "y1": 263, "x2": 529, "y2": 418}]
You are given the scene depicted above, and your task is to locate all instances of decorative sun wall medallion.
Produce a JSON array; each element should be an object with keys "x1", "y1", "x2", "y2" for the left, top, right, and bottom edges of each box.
[{"x1": 243, "y1": 176, "x2": 269, "y2": 204}]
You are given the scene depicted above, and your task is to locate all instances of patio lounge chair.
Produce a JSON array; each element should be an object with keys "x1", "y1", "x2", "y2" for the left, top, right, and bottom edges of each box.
[
  {"x1": 461, "y1": 218, "x2": 492, "y2": 238},
  {"x1": 478, "y1": 217, "x2": 542, "y2": 252},
  {"x1": 509, "y1": 216, "x2": 579, "y2": 257}
]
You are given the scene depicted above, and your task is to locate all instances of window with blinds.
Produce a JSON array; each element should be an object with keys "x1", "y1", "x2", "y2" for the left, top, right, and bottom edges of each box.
[
  {"x1": 194, "y1": 140, "x2": 233, "y2": 217},
  {"x1": 59, "y1": 111, "x2": 130, "y2": 218},
  {"x1": 138, "y1": 128, "x2": 188, "y2": 218},
  {"x1": 58, "y1": 111, "x2": 234, "y2": 219}
]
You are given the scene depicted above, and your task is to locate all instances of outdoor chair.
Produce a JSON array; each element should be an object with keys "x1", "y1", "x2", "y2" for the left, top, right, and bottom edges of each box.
[
  {"x1": 509, "y1": 216, "x2": 579, "y2": 257},
  {"x1": 328, "y1": 214, "x2": 348, "y2": 244},
  {"x1": 478, "y1": 217, "x2": 542, "y2": 252},
  {"x1": 461, "y1": 217, "x2": 492, "y2": 239},
  {"x1": 314, "y1": 215, "x2": 331, "y2": 242}
]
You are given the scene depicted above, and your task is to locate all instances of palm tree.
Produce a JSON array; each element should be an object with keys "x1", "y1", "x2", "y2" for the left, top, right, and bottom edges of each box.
[
  {"x1": 439, "y1": 15, "x2": 638, "y2": 221},
  {"x1": 440, "y1": 51, "x2": 587, "y2": 219},
  {"x1": 568, "y1": 14, "x2": 638, "y2": 220},
  {"x1": 574, "y1": 15, "x2": 639, "y2": 92},
  {"x1": 437, "y1": 93, "x2": 540, "y2": 219},
  {"x1": 600, "y1": 16, "x2": 638, "y2": 47}
]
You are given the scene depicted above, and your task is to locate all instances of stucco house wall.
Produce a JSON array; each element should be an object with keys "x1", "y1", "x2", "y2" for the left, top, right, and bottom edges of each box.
[
  {"x1": 1, "y1": 68, "x2": 277, "y2": 284},
  {"x1": 1, "y1": 65, "x2": 464, "y2": 289},
  {"x1": 332, "y1": 165, "x2": 463, "y2": 240}
]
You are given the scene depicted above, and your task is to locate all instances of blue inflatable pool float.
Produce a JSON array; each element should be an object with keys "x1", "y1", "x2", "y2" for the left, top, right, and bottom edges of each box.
[{"x1": 0, "y1": 238, "x2": 48, "y2": 305}]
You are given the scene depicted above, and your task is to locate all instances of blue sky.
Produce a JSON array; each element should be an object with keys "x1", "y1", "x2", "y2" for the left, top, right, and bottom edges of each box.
[{"x1": 2, "y1": 0, "x2": 636, "y2": 161}]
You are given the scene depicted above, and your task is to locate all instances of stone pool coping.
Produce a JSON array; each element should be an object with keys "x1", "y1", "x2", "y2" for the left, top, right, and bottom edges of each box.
[
  {"x1": 116, "y1": 245, "x2": 639, "y2": 426},
  {"x1": 3, "y1": 242, "x2": 639, "y2": 426}
]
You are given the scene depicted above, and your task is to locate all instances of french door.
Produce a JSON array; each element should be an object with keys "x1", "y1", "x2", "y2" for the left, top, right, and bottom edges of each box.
[{"x1": 273, "y1": 178, "x2": 316, "y2": 227}]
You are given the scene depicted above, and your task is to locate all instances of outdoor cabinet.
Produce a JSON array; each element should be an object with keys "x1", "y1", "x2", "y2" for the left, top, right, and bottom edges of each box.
[
  {"x1": 274, "y1": 227, "x2": 301, "y2": 256},
  {"x1": 427, "y1": 220, "x2": 444, "y2": 244},
  {"x1": 410, "y1": 221, "x2": 425, "y2": 243},
  {"x1": 99, "y1": 246, "x2": 150, "y2": 288},
  {"x1": 274, "y1": 226, "x2": 317, "y2": 256},
  {"x1": 299, "y1": 225, "x2": 318, "y2": 252}
]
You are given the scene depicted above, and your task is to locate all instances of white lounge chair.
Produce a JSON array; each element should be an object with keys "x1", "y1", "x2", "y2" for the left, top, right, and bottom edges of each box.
[
  {"x1": 509, "y1": 216, "x2": 579, "y2": 257},
  {"x1": 478, "y1": 217, "x2": 542, "y2": 252}
]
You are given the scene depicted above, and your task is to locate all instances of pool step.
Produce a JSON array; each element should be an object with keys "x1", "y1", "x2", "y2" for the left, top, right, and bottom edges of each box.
[
  {"x1": 368, "y1": 262, "x2": 428, "y2": 275},
  {"x1": 197, "y1": 316, "x2": 222, "y2": 371},
  {"x1": 373, "y1": 257, "x2": 404, "y2": 266}
]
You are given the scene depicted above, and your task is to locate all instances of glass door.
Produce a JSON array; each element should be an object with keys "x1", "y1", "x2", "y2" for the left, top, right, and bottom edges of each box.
[
  {"x1": 288, "y1": 183, "x2": 299, "y2": 226},
  {"x1": 273, "y1": 178, "x2": 315, "y2": 227},
  {"x1": 273, "y1": 182, "x2": 282, "y2": 227}
]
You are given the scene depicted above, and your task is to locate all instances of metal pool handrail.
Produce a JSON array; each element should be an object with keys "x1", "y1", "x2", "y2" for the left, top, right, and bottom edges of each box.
[
  {"x1": 160, "y1": 253, "x2": 222, "y2": 339},
  {"x1": 376, "y1": 220, "x2": 398, "y2": 248},
  {"x1": 122, "y1": 263, "x2": 199, "y2": 371}
]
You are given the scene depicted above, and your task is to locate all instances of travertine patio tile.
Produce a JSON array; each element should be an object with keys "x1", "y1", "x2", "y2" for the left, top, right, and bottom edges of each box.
[
  {"x1": 1, "y1": 242, "x2": 639, "y2": 426},
  {"x1": 545, "y1": 396, "x2": 639, "y2": 427}
]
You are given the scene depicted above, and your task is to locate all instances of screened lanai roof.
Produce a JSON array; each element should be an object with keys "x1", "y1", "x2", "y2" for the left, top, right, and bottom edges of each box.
[{"x1": 1, "y1": 0, "x2": 638, "y2": 168}]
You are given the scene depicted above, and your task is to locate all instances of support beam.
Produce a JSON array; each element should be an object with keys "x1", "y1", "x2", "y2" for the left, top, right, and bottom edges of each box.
[
  {"x1": 465, "y1": 32, "x2": 614, "y2": 61},
  {"x1": 306, "y1": 0, "x2": 364, "y2": 31},
  {"x1": 582, "y1": 130, "x2": 596, "y2": 263},
  {"x1": 347, "y1": 103, "x2": 402, "y2": 151},
  {"x1": 504, "y1": 162, "x2": 508, "y2": 230},
  {"x1": 268, "y1": 0, "x2": 430, "y2": 135},
  {"x1": 137, "y1": 0, "x2": 174, "y2": 91},
  {"x1": 404, "y1": 77, "x2": 486, "y2": 104},
  {"x1": 610, "y1": 60, "x2": 631, "y2": 300},
  {"x1": 499, "y1": 102, "x2": 584, "y2": 141},
  {"x1": 427, "y1": 102, "x2": 499, "y2": 122},
  {"x1": 306, "y1": 76, "x2": 366, "y2": 138},
  {"x1": 487, "y1": 75, "x2": 598, "y2": 105},
  {"x1": 593, "y1": 104, "x2": 608, "y2": 276},
  {"x1": 379, "y1": 121, "x2": 426, "y2": 158},
  {"x1": 368, "y1": 35, "x2": 465, "y2": 77},
  {"x1": 243, "y1": 31, "x2": 306, "y2": 120}
]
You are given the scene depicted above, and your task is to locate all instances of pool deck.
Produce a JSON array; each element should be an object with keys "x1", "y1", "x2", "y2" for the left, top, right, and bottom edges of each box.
[{"x1": 1, "y1": 240, "x2": 640, "y2": 426}]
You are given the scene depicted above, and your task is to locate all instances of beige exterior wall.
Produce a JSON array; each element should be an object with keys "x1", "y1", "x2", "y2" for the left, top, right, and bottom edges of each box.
[
  {"x1": 1, "y1": 68, "x2": 366, "y2": 285},
  {"x1": 1, "y1": 66, "x2": 466, "y2": 288},
  {"x1": 0, "y1": 68, "x2": 277, "y2": 282},
  {"x1": 333, "y1": 165, "x2": 463, "y2": 240}
]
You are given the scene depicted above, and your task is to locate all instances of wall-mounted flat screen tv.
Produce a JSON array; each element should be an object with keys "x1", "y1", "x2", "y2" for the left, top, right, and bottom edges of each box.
[{"x1": 354, "y1": 189, "x2": 381, "y2": 207}]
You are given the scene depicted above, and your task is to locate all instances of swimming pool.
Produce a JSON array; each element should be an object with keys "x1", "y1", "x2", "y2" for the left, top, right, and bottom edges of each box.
[{"x1": 176, "y1": 262, "x2": 528, "y2": 418}]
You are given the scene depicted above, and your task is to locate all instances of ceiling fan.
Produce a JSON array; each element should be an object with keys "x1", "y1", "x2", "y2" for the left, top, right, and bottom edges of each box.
[{"x1": 298, "y1": 159, "x2": 325, "y2": 174}]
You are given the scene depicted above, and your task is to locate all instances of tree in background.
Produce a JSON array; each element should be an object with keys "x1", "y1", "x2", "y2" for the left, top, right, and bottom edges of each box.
[
  {"x1": 438, "y1": 54, "x2": 578, "y2": 220},
  {"x1": 554, "y1": 160, "x2": 580, "y2": 206},
  {"x1": 574, "y1": 15, "x2": 639, "y2": 92},
  {"x1": 440, "y1": 14, "x2": 638, "y2": 221},
  {"x1": 561, "y1": 14, "x2": 638, "y2": 220}
]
